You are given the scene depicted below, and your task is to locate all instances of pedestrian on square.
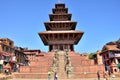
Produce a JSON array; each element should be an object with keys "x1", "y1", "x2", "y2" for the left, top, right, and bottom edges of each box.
[
  {"x1": 103, "y1": 71, "x2": 108, "y2": 80},
  {"x1": 16, "y1": 64, "x2": 20, "y2": 72},
  {"x1": 97, "y1": 71, "x2": 100, "y2": 80},
  {"x1": 0, "y1": 58, "x2": 4, "y2": 73},
  {"x1": 108, "y1": 70, "x2": 112, "y2": 80},
  {"x1": 54, "y1": 72, "x2": 58, "y2": 80},
  {"x1": 48, "y1": 70, "x2": 51, "y2": 80}
]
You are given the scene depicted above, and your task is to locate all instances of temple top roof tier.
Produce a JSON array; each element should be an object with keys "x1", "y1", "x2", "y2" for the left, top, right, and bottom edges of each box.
[
  {"x1": 50, "y1": 3, "x2": 71, "y2": 22},
  {"x1": 55, "y1": 4, "x2": 65, "y2": 9},
  {"x1": 52, "y1": 3, "x2": 68, "y2": 14}
]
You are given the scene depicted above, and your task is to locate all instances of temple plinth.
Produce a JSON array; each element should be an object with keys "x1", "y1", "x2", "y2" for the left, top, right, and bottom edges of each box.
[{"x1": 38, "y1": 3, "x2": 84, "y2": 51}]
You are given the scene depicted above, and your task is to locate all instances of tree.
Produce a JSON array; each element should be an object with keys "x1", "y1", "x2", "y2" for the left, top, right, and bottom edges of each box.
[{"x1": 89, "y1": 53, "x2": 95, "y2": 59}]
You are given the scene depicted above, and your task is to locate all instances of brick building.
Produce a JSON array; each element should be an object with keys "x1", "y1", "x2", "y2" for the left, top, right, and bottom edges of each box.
[
  {"x1": 100, "y1": 39, "x2": 120, "y2": 73},
  {"x1": 93, "y1": 50, "x2": 103, "y2": 65},
  {"x1": 0, "y1": 38, "x2": 27, "y2": 73}
]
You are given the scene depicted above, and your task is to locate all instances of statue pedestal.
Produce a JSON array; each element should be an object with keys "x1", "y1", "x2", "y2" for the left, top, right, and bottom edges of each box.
[{"x1": 67, "y1": 71, "x2": 73, "y2": 79}]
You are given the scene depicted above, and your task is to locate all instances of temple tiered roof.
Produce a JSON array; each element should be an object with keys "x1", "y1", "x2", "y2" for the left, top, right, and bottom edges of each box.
[{"x1": 38, "y1": 3, "x2": 84, "y2": 51}]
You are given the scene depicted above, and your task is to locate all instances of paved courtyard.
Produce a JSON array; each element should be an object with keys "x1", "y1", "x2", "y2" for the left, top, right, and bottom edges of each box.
[{"x1": 8, "y1": 78, "x2": 120, "y2": 80}]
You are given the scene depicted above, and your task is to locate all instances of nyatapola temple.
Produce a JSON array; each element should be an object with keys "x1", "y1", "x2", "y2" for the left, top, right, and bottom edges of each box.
[{"x1": 0, "y1": 2, "x2": 120, "y2": 80}]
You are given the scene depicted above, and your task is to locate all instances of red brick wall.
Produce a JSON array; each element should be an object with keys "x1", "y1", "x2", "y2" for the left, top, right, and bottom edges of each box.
[{"x1": 73, "y1": 65, "x2": 104, "y2": 78}]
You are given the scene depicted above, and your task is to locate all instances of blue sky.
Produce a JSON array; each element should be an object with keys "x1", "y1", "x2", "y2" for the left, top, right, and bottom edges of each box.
[{"x1": 0, "y1": 0, "x2": 120, "y2": 53}]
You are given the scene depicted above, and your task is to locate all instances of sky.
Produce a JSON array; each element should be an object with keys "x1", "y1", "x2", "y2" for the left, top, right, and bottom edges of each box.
[{"x1": 0, "y1": 0, "x2": 120, "y2": 53}]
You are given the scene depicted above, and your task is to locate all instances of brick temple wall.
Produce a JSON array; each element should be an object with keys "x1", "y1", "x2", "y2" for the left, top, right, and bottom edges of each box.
[{"x1": 68, "y1": 51, "x2": 104, "y2": 78}]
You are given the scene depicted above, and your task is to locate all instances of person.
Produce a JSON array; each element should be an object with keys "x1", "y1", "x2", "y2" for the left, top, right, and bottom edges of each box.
[
  {"x1": 16, "y1": 64, "x2": 20, "y2": 72},
  {"x1": 97, "y1": 71, "x2": 100, "y2": 80},
  {"x1": 111, "y1": 73, "x2": 115, "y2": 80},
  {"x1": 54, "y1": 72, "x2": 58, "y2": 80},
  {"x1": 103, "y1": 71, "x2": 108, "y2": 80},
  {"x1": 0, "y1": 58, "x2": 4, "y2": 73},
  {"x1": 108, "y1": 70, "x2": 112, "y2": 80},
  {"x1": 48, "y1": 70, "x2": 51, "y2": 80},
  {"x1": 13, "y1": 64, "x2": 16, "y2": 72}
]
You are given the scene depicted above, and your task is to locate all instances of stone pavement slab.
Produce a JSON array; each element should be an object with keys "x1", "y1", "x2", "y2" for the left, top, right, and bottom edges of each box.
[{"x1": 8, "y1": 78, "x2": 120, "y2": 80}]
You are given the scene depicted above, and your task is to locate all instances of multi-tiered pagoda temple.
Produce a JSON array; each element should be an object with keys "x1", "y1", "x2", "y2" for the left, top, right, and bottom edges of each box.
[
  {"x1": 39, "y1": 3, "x2": 84, "y2": 52},
  {"x1": 13, "y1": 3, "x2": 105, "y2": 79}
]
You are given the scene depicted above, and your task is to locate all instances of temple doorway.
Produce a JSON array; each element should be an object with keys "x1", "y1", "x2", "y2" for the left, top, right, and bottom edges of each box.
[{"x1": 60, "y1": 45, "x2": 63, "y2": 50}]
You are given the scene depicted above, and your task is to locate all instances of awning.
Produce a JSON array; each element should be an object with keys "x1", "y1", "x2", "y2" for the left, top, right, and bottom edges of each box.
[{"x1": 117, "y1": 63, "x2": 120, "y2": 69}]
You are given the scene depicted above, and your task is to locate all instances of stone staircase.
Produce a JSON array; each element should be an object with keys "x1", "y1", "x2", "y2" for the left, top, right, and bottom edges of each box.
[
  {"x1": 10, "y1": 51, "x2": 105, "y2": 79},
  {"x1": 57, "y1": 51, "x2": 67, "y2": 79},
  {"x1": 12, "y1": 51, "x2": 69, "y2": 79}
]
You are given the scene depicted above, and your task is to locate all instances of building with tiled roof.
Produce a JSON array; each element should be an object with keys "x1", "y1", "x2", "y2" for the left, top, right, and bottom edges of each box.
[
  {"x1": 0, "y1": 38, "x2": 27, "y2": 74},
  {"x1": 100, "y1": 39, "x2": 120, "y2": 73}
]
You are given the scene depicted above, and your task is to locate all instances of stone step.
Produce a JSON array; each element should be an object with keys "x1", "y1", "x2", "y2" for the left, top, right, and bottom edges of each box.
[
  {"x1": 58, "y1": 51, "x2": 67, "y2": 79},
  {"x1": 13, "y1": 73, "x2": 48, "y2": 79},
  {"x1": 20, "y1": 66, "x2": 51, "y2": 73}
]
